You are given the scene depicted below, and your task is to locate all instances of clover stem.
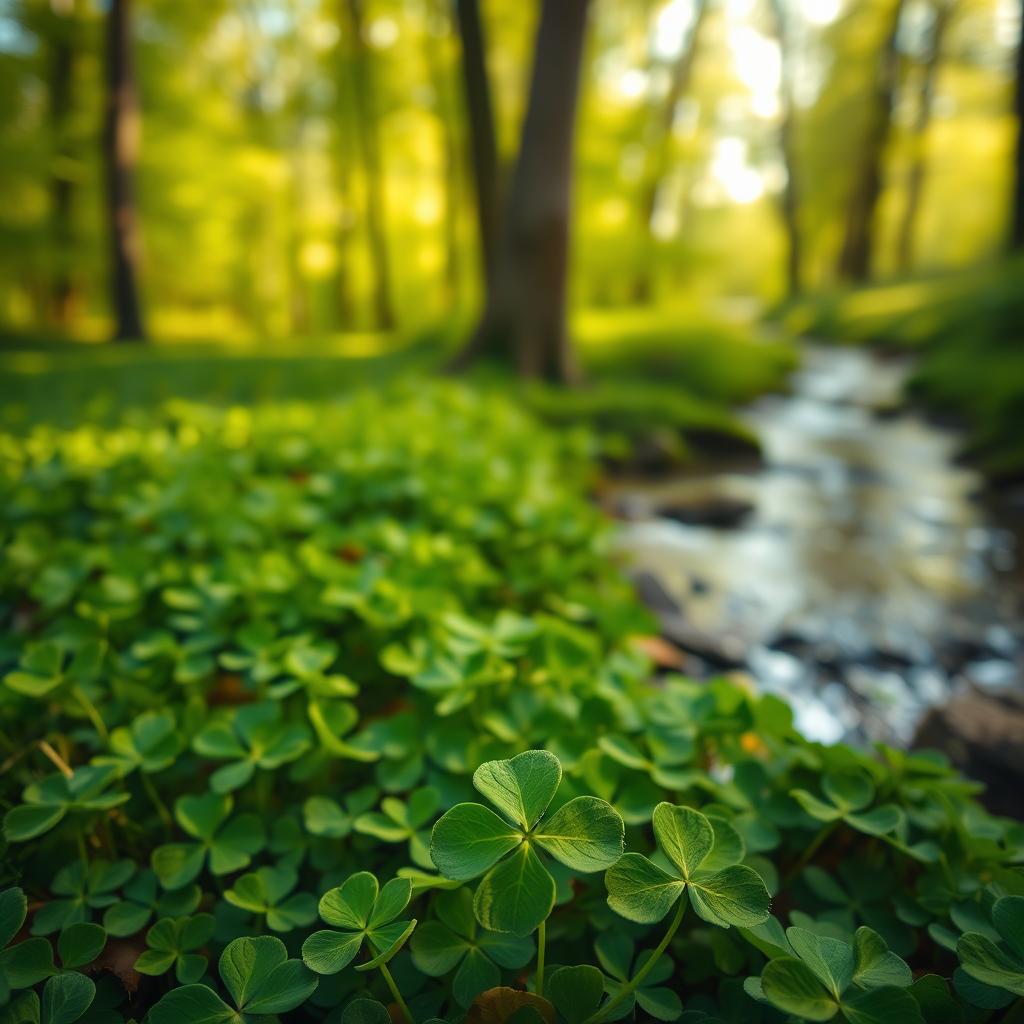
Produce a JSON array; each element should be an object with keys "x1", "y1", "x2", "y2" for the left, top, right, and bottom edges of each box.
[
  {"x1": 142, "y1": 773, "x2": 173, "y2": 833},
  {"x1": 536, "y1": 919, "x2": 547, "y2": 998},
  {"x1": 72, "y1": 685, "x2": 108, "y2": 742},
  {"x1": 785, "y1": 820, "x2": 838, "y2": 884},
  {"x1": 378, "y1": 960, "x2": 414, "y2": 1024},
  {"x1": 585, "y1": 896, "x2": 687, "y2": 1024}
]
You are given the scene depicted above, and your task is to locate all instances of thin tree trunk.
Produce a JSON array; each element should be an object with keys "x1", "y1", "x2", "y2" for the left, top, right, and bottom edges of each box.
[
  {"x1": 1011, "y1": 0, "x2": 1024, "y2": 251},
  {"x1": 632, "y1": 0, "x2": 708, "y2": 303},
  {"x1": 454, "y1": 0, "x2": 500, "y2": 290},
  {"x1": 103, "y1": 0, "x2": 145, "y2": 341},
  {"x1": 423, "y1": 3, "x2": 462, "y2": 309},
  {"x1": 896, "y1": 0, "x2": 951, "y2": 271},
  {"x1": 769, "y1": 0, "x2": 803, "y2": 298},
  {"x1": 49, "y1": 2, "x2": 77, "y2": 328},
  {"x1": 453, "y1": 0, "x2": 591, "y2": 382},
  {"x1": 837, "y1": 0, "x2": 906, "y2": 282},
  {"x1": 345, "y1": 0, "x2": 395, "y2": 330}
]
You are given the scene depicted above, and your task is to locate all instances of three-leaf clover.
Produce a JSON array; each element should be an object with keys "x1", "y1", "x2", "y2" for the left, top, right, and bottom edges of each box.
[
  {"x1": 605, "y1": 803, "x2": 769, "y2": 927},
  {"x1": 193, "y1": 702, "x2": 311, "y2": 793},
  {"x1": 410, "y1": 887, "x2": 534, "y2": 1007},
  {"x1": 224, "y1": 866, "x2": 317, "y2": 932},
  {"x1": 301, "y1": 872, "x2": 416, "y2": 975},
  {"x1": 594, "y1": 931, "x2": 682, "y2": 1021},
  {"x1": 3, "y1": 766, "x2": 129, "y2": 843},
  {"x1": 30, "y1": 860, "x2": 134, "y2": 935},
  {"x1": 0, "y1": 887, "x2": 55, "y2": 1003},
  {"x1": 94, "y1": 710, "x2": 183, "y2": 776},
  {"x1": 151, "y1": 793, "x2": 264, "y2": 888},
  {"x1": 430, "y1": 750, "x2": 624, "y2": 935},
  {"x1": 149, "y1": 935, "x2": 318, "y2": 1024},
  {"x1": 748, "y1": 925, "x2": 920, "y2": 1023},
  {"x1": 354, "y1": 787, "x2": 440, "y2": 869},
  {"x1": 102, "y1": 869, "x2": 201, "y2": 937},
  {"x1": 957, "y1": 895, "x2": 1024, "y2": 996},
  {"x1": 302, "y1": 786, "x2": 379, "y2": 839},
  {"x1": 791, "y1": 772, "x2": 902, "y2": 837},
  {"x1": 135, "y1": 913, "x2": 215, "y2": 984}
]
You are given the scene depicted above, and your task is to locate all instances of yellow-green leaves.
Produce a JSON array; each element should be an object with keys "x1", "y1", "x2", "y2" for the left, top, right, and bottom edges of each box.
[
  {"x1": 605, "y1": 803, "x2": 769, "y2": 928},
  {"x1": 430, "y1": 751, "x2": 624, "y2": 936},
  {"x1": 301, "y1": 872, "x2": 416, "y2": 975}
]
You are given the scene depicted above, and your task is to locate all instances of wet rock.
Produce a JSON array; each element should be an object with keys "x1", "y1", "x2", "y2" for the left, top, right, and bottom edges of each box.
[
  {"x1": 630, "y1": 569, "x2": 748, "y2": 667},
  {"x1": 913, "y1": 689, "x2": 1024, "y2": 819},
  {"x1": 657, "y1": 497, "x2": 754, "y2": 530},
  {"x1": 964, "y1": 659, "x2": 1019, "y2": 691}
]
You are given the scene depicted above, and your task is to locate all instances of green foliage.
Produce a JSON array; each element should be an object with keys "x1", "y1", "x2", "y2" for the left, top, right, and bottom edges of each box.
[{"x1": 0, "y1": 384, "x2": 1021, "y2": 1022}]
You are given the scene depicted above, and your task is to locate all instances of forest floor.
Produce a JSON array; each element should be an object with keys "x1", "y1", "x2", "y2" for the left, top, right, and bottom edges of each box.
[{"x1": 0, "y1": 307, "x2": 796, "y2": 470}]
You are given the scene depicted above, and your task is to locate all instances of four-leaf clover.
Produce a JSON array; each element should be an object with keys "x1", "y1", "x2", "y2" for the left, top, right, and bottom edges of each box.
[
  {"x1": 430, "y1": 750, "x2": 624, "y2": 935},
  {"x1": 301, "y1": 872, "x2": 417, "y2": 974},
  {"x1": 604, "y1": 803, "x2": 769, "y2": 928}
]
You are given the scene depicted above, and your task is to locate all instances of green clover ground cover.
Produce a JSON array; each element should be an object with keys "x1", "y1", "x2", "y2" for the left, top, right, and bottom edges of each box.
[{"x1": 0, "y1": 381, "x2": 1022, "y2": 1024}]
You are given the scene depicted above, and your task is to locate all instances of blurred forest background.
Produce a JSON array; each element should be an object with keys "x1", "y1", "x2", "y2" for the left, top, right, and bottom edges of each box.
[{"x1": 0, "y1": 0, "x2": 1021, "y2": 349}]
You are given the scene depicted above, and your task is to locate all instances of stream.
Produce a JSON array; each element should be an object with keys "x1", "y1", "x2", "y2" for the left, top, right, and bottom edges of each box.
[{"x1": 615, "y1": 345, "x2": 1024, "y2": 747}]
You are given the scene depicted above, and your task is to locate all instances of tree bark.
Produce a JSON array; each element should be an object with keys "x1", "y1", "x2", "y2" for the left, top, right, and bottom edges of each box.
[
  {"x1": 895, "y1": 0, "x2": 951, "y2": 272},
  {"x1": 769, "y1": 0, "x2": 803, "y2": 298},
  {"x1": 837, "y1": 0, "x2": 906, "y2": 283},
  {"x1": 345, "y1": 0, "x2": 395, "y2": 329},
  {"x1": 103, "y1": 0, "x2": 146, "y2": 341},
  {"x1": 454, "y1": 0, "x2": 500, "y2": 290},
  {"x1": 632, "y1": 0, "x2": 708, "y2": 303},
  {"x1": 1011, "y1": 0, "x2": 1024, "y2": 251},
  {"x1": 453, "y1": 0, "x2": 591, "y2": 382}
]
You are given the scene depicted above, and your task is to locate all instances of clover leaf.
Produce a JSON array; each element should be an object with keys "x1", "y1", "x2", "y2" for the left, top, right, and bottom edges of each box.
[
  {"x1": 30, "y1": 860, "x2": 134, "y2": 935},
  {"x1": 355, "y1": 787, "x2": 440, "y2": 869},
  {"x1": 410, "y1": 887, "x2": 533, "y2": 1007},
  {"x1": 430, "y1": 750, "x2": 624, "y2": 935},
  {"x1": 597, "y1": 734, "x2": 697, "y2": 791},
  {"x1": 224, "y1": 866, "x2": 317, "y2": 932},
  {"x1": 604, "y1": 803, "x2": 769, "y2": 928},
  {"x1": 3, "y1": 766, "x2": 129, "y2": 844},
  {"x1": 278, "y1": 639, "x2": 358, "y2": 700},
  {"x1": 957, "y1": 895, "x2": 1024, "y2": 996},
  {"x1": 594, "y1": 931, "x2": 682, "y2": 1021},
  {"x1": 0, "y1": 887, "x2": 55, "y2": 1003},
  {"x1": 748, "y1": 925, "x2": 919, "y2": 1023},
  {"x1": 791, "y1": 772, "x2": 903, "y2": 837},
  {"x1": 301, "y1": 872, "x2": 417, "y2": 974},
  {"x1": 151, "y1": 793, "x2": 264, "y2": 889},
  {"x1": 102, "y1": 868, "x2": 201, "y2": 937},
  {"x1": 303, "y1": 786, "x2": 379, "y2": 839},
  {"x1": 135, "y1": 913, "x2": 215, "y2": 984},
  {"x1": 193, "y1": 702, "x2": 311, "y2": 793},
  {"x1": 148, "y1": 935, "x2": 318, "y2": 1024},
  {"x1": 94, "y1": 710, "x2": 183, "y2": 777},
  {"x1": 39, "y1": 971, "x2": 96, "y2": 1024},
  {"x1": 548, "y1": 964, "x2": 606, "y2": 1024}
]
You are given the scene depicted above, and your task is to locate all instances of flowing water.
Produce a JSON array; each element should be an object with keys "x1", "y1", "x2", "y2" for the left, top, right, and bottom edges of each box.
[{"x1": 615, "y1": 345, "x2": 1023, "y2": 746}]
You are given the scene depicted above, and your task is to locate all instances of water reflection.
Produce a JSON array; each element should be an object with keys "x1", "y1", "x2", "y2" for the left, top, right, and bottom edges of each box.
[{"x1": 616, "y1": 346, "x2": 1022, "y2": 746}]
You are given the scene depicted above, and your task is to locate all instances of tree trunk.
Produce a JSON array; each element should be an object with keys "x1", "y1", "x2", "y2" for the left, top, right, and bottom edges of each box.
[
  {"x1": 837, "y1": 0, "x2": 906, "y2": 283},
  {"x1": 769, "y1": 0, "x2": 803, "y2": 298},
  {"x1": 632, "y1": 0, "x2": 708, "y2": 303},
  {"x1": 1011, "y1": 0, "x2": 1024, "y2": 251},
  {"x1": 103, "y1": 0, "x2": 146, "y2": 341},
  {"x1": 454, "y1": 0, "x2": 500, "y2": 290},
  {"x1": 453, "y1": 0, "x2": 591, "y2": 383},
  {"x1": 895, "y1": 0, "x2": 951, "y2": 272},
  {"x1": 423, "y1": 2, "x2": 462, "y2": 309},
  {"x1": 49, "y1": 3, "x2": 77, "y2": 328},
  {"x1": 345, "y1": 0, "x2": 395, "y2": 330}
]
